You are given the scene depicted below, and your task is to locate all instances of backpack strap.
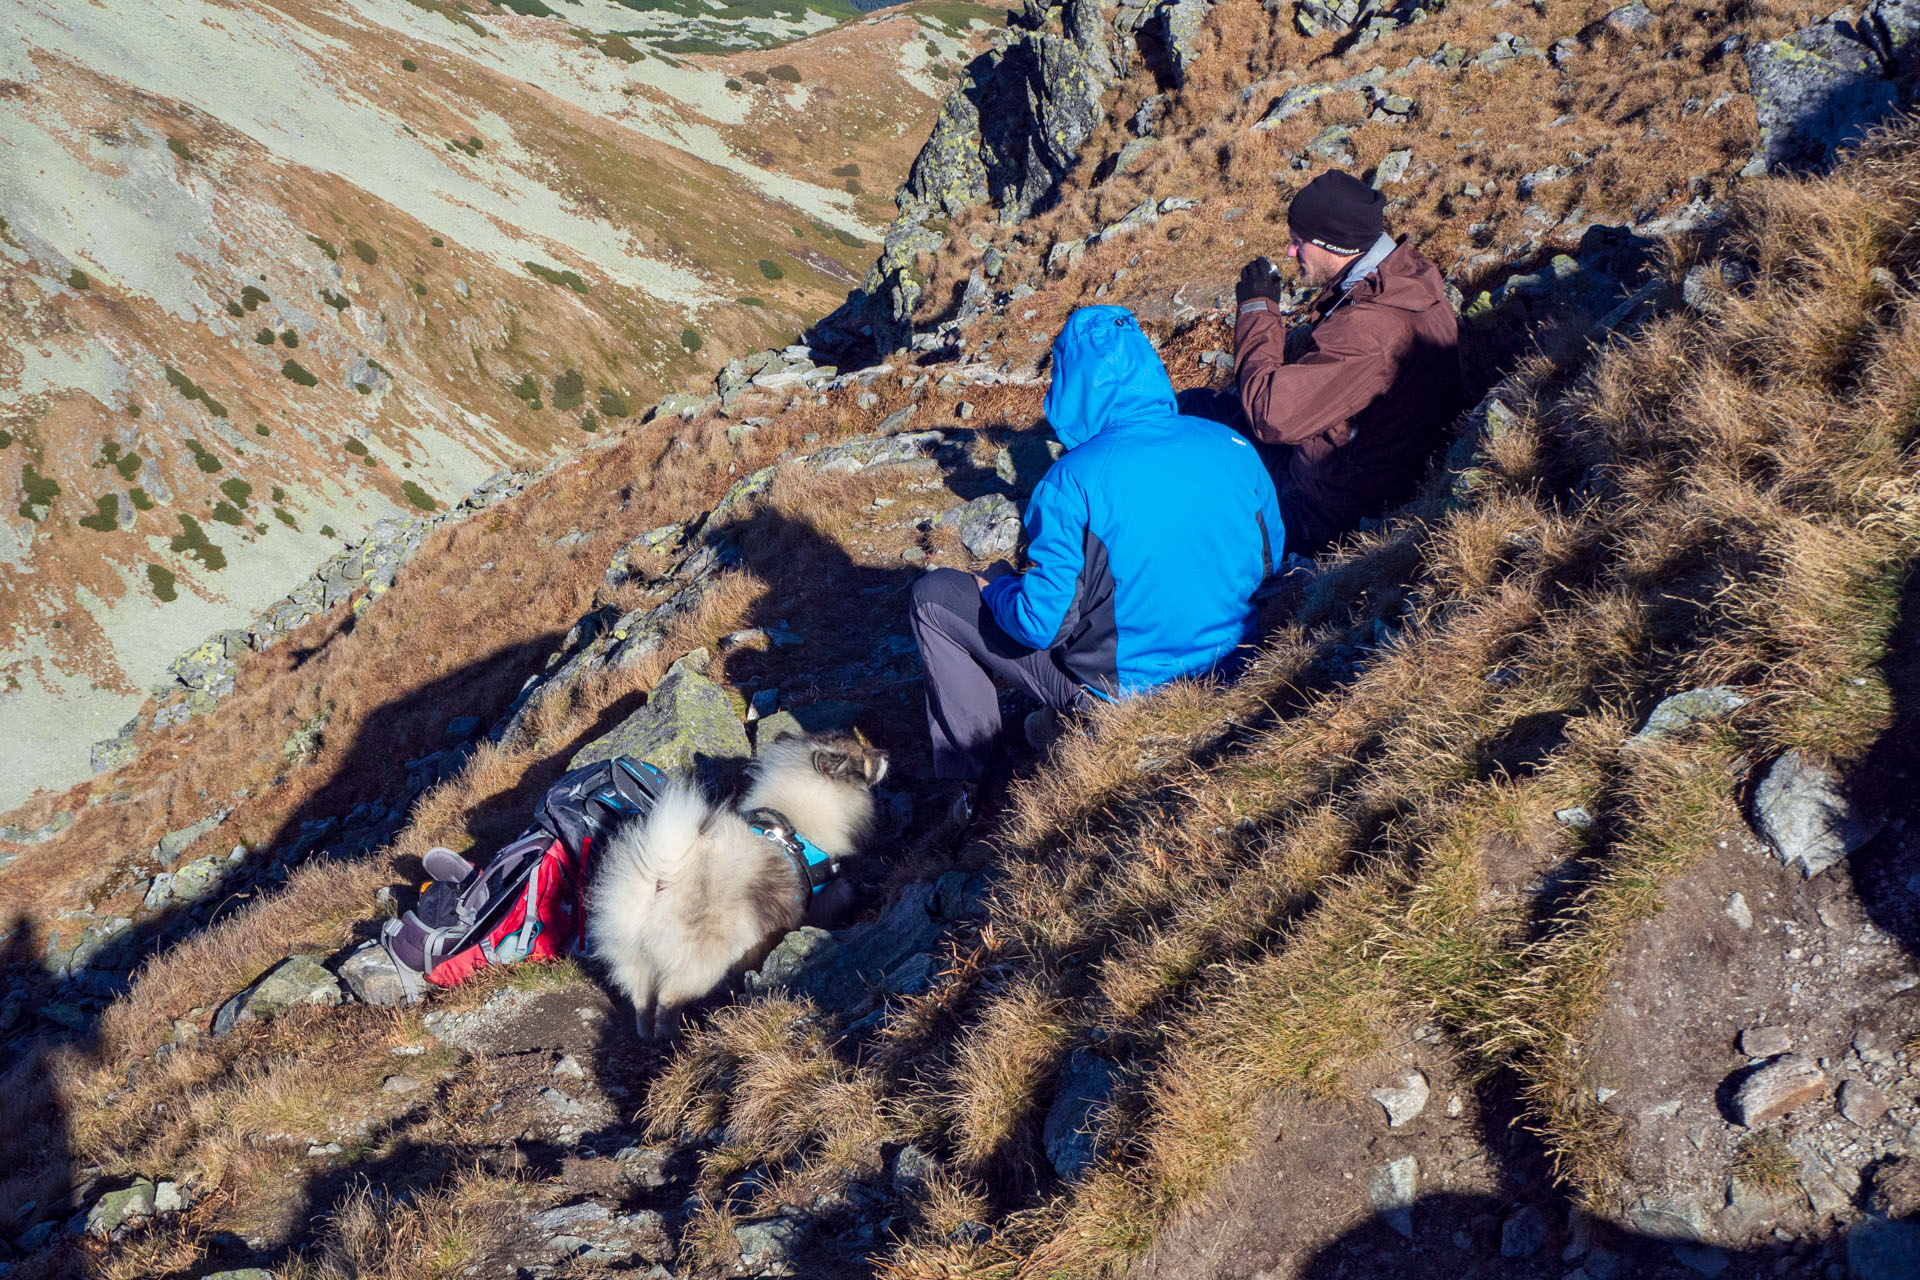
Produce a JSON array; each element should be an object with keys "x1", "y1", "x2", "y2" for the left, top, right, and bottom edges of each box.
[{"x1": 743, "y1": 806, "x2": 839, "y2": 908}]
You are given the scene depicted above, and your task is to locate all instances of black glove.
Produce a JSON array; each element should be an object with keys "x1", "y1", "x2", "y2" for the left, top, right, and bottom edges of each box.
[{"x1": 1236, "y1": 257, "x2": 1282, "y2": 308}]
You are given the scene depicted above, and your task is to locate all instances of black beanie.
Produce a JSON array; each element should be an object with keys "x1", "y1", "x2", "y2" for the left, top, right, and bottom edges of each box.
[{"x1": 1286, "y1": 171, "x2": 1386, "y2": 256}]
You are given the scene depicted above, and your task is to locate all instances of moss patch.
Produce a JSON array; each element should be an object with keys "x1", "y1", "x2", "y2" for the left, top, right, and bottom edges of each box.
[
  {"x1": 680, "y1": 326, "x2": 703, "y2": 353},
  {"x1": 512, "y1": 374, "x2": 543, "y2": 410},
  {"x1": 240, "y1": 285, "x2": 268, "y2": 311},
  {"x1": 757, "y1": 259, "x2": 785, "y2": 280},
  {"x1": 553, "y1": 369, "x2": 586, "y2": 411},
  {"x1": 167, "y1": 136, "x2": 193, "y2": 162},
  {"x1": 17, "y1": 464, "x2": 57, "y2": 518},
  {"x1": 78, "y1": 494, "x2": 119, "y2": 532},
  {"x1": 168, "y1": 513, "x2": 226, "y2": 570},
  {"x1": 401, "y1": 57, "x2": 418, "y2": 71},
  {"x1": 598, "y1": 386, "x2": 631, "y2": 418},
  {"x1": 351, "y1": 239, "x2": 378, "y2": 266},
  {"x1": 255, "y1": 327, "x2": 276, "y2": 345},
  {"x1": 129, "y1": 487, "x2": 155, "y2": 511},
  {"x1": 400, "y1": 481, "x2": 437, "y2": 511},
  {"x1": 308, "y1": 235, "x2": 339, "y2": 261},
  {"x1": 146, "y1": 564, "x2": 177, "y2": 602},
  {"x1": 67, "y1": 268, "x2": 90, "y2": 290},
  {"x1": 281, "y1": 360, "x2": 319, "y2": 387},
  {"x1": 210, "y1": 501, "x2": 244, "y2": 526},
  {"x1": 273, "y1": 507, "x2": 299, "y2": 529},
  {"x1": 164, "y1": 365, "x2": 228, "y2": 418},
  {"x1": 220, "y1": 477, "x2": 253, "y2": 507},
  {"x1": 280, "y1": 329, "x2": 298, "y2": 347},
  {"x1": 184, "y1": 439, "x2": 223, "y2": 473},
  {"x1": 321, "y1": 289, "x2": 351, "y2": 311},
  {"x1": 525, "y1": 261, "x2": 589, "y2": 294}
]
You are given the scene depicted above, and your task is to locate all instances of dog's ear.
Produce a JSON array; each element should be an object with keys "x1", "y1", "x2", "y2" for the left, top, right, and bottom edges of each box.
[
  {"x1": 812, "y1": 746, "x2": 858, "y2": 782},
  {"x1": 864, "y1": 751, "x2": 889, "y2": 787}
]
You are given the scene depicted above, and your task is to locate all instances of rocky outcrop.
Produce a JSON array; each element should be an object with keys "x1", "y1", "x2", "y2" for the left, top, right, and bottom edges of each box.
[
  {"x1": 815, "y1": 0, "x2": 1125, "y2": 357},
  {"x1": 1745, "y1": 0, "x2": 1920, "y2": 173}
]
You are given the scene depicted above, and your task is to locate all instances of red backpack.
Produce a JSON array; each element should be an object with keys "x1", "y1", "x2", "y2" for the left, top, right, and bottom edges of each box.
[{"x1": 374, "y1": 756, "x2": 669, "y2": 999}]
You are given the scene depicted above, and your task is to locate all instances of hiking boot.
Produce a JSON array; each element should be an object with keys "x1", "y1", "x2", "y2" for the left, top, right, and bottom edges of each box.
[{"x1": 1025, "y1": 707, "x2": 1067, "y2": 751}]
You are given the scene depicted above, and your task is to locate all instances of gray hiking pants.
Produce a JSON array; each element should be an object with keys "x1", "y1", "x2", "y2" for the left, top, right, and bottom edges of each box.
[{"x1": 908, "y1": 568, "x2": 1090, "y2": 782}]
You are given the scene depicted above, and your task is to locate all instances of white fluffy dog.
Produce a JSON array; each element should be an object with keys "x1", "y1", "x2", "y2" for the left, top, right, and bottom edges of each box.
[{"x1": 586, "y1": 731, "x2": 887, "y2": 1038}]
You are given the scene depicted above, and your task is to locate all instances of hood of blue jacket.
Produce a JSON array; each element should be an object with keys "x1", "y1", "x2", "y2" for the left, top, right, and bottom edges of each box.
[{"x1": 1043, "y1": 306, "x2": 1178, "y2": 450}]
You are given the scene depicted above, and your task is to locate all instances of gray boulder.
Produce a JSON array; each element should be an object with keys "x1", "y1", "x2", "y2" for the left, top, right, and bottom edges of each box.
[
  {"x1": 567, "y1": 665, "x2": 749, "y2": 779},
  {"x1": 1042, "y1": 1049, "x2": 1117, "y2": 1180},
  {"x1": 338, "y1": 942, "x2": 415, "y2": 1006},
  {"x1": 1752, "y1": 749, "x2": 1881, "y2": 876},
  {"x1": 1154, "y1": 0, "x2": 1211, "y2": 86},
  {"x1": 1745, "y1": 2, "x2": 1920, "y2": 173},
  {"x1": 734, "y1": 1214, "x2": 805, "y2": 1275},
  {"x1": 937, "y1": 493, "x2": 1023, "y2": 559},
  {"x1": 85, "y1": 1179, "x2": 156, "y2": 1236},
  {"x1": 1733, "y1": 1053, "x2": 1826, "y2": 1125},
  {"x1": 213, "y1": 954, "x2": 343, "y2": 1036},
  {"x1": 1628, "y1": 686, "x2": 1747, "y2": 745}
]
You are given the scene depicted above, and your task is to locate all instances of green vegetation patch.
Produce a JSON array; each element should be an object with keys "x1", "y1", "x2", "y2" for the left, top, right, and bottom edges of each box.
[
  {"x1": 680, "y1": 326, "x2": 703, "y2": 353},
  {"x1": 343, "y1": 438, "x2": 368, "y2": 456},
  {"x1": 126, "y1": 403, "x2": 140, "y2": 419},
  {"x1": 184, "y1": 438, "x2": 223, "y2": 474},
  {"x1": 430, "y1": 235, "x2": 444, "y2": 247},
  {"x1": 169, "y1": 513, "x2": 226, "y2": 570},
  {"x1": 512, "y1": 374, "x2": 542, "y2": 410},
  {"x1": 320, "y1": 524, "x2": 337, "y2": 538},
  {"x1": 18, "y1": 464, "x2": 57, "y2": 518},
  {"x1": 67, "y1": 268, "x2": 90, "y2": 290},
  {"x1": 280, "y1": 329, "x2": 298, "y2": 347},
  {"x1": 598, "y1": 386, "x2": 631, "y2": 418},
  {"x1": 830, "y1": 162, "x2": 861, "y2": 178},
  {"x1": 742, "y1": 69, "x2": 768, "y2": 85},
  {"x1": 164, "y1": 365, "x2": 229, "y2": 418},
  {"x1": 270, "y1": 486, "x2": 286, "y2": 502},
  {"x1": 757, "y1": 259, "x2": 785, "y2": 280},
  {"x1": 495, "y1": 0, "x2": 556, "y2": 14},
  {"x1": 220, "y1": 477, "x2": 253, "y2": 507},
  {"x1": 737, "y1": 295, "x2": 765, "y2": 307},
  {"x1": 78, "y1": 494, "x2": 119, "y2": 532},
  {"x1": 281, "y1": 359, "x2": 319, "y2": 387},
  {"x1": 100, "y1": 442, "x2": 141, "y2": 480},
  {"x1": 146, "y1": 563, "x2": 177, "y2": 602},
  {"x1": 167, "y1": 136, "x2": 193, "y2": 162},
  {"x1": 726, "y1": 78, "x2": 743, "y2": 90},
  {"x1": 553, "y1": 368, "x2": 586, "y2": 411},
  {"x1": 0, "y1": 429, "x2": 12, "y2": 448},
  {"x1": 255, "y1": 327, "x2": 277, "y2": 345},
  {"x1": 351, "y1": 238, "x2": 378, "y2": 266},
  {"x1": 129, "y1": 486, "x2": 155, "y2": 511},
  {"x1": 210, "y1": 501, "x2": 244, "y2": 526},
  {"x1": 240, "y1": 285, "x2": 268, "y2": 310},
  {"x1": 321, "y1": 289, "x2": 351, "y2": 311},
  {"x1": 578, "y1": 409, "x2": 599, "y2": 431},
  {"x1": 307, "y1": 235, "x2": 339, "y2": 260},
  {"x1": 225, "y1": 301, "x2": 244, "y2": 318},
  {"x1": 769, "y1": 63, "x2": 801, "y2": 83},
  {"x1": 255, "y1": 423, "x2": 271, "y2": 436},
  {"x1": 401, "y1": 57, "x2": 419, "y2": 71},
  {"x1": 401, "y1": 480, "x2": 437, "y2": 511},
  {"x1": 273, "y1": 507, "x2": 298, "y2": 529},
  {"x1": 524, "y1": 261, "x2": 589, "y2": 293}
]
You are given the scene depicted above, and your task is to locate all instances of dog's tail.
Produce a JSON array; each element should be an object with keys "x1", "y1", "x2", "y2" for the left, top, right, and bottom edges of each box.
[{"x1": 619, "y1": 780, "x2": 716, "y2": 885}]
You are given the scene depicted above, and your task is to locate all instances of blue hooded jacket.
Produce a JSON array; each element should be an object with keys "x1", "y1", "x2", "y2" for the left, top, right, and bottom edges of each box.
[{"x1": 982, "y1": 306, "x2": 1282, "y2": 697}]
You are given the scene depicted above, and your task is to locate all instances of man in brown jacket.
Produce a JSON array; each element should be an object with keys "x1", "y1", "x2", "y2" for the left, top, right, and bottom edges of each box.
[{"x1": 1231, "y1": 171, "x2": 1460, "y2": 555}]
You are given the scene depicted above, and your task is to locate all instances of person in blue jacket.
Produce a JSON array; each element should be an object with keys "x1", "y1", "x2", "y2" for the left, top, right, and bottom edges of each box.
[{"x1": 908, "y1": 305, "x2": 1282, "y2": 813}]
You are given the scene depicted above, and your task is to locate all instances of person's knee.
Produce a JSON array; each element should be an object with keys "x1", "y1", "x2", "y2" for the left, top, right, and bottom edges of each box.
[{"x1": 908, "y1": 567, "x2": 979, "y2": 623}]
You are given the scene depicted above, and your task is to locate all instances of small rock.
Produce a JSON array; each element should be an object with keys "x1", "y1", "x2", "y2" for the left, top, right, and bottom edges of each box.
[
  {"x1": 1753, "y1": 750, "x2": 1881, "y2": 877},
  {"x1": 1043, "y1": 1049, "x2": 1117, "y2": 1181},
  {"x1": 734, "y1": 1215, "x2": 805, "y2": 1274},
  {"x1": 894, "y1": 1144, "x2": 939, "y2": 1194},
  {"x1": 876, "y1": 405, "x2": 918, "y2": 435},
  {"x1": 1839, "y1": 1079, "x2": 1889, "y2": 1128},
  {"x1": 1630, "y1": 686, "x2": 1747, "y2": 744},
  {"x1": 1555, "y1": 806, "x2": 1595, "y2": 829},
  {"x1": 1368, "y1": 1156, "x2": 1418, "y2": 1238},
  {"x1": 553, "y1": 1053, "x2": 585, "y2": 1078},
  {"x1": 1501, "y1": 1203, "x2": 1551, "y2": 1258},
  {"x1": 1735, "y1": 1054, "x2": 1826, "y2": 1126},
  {"x1": 531, "y1": 1202, "x2": 612, "y2": 1235},
  {"x1": 1370, "y1": 1071, "x2": 1430, "y2": 1127},
  {"x1": 956, "y1": 400, "x2": 974, "y2": 420},
  {"x1": 382, "y1": 1073, "x2": 425, "y2": 1094},
  {"x1": 936, "y1": 493, "x2": 1022, "y2": 559},
  {"x1": 1739, "y1": 1026, "x2": 1791, "y2": 1058},
  {"x1": 1673, "y1": 1243, "x2": 1729, "y2": 1276},
  {"x1": 539, "y1": 1086, "x2": 586, "y2": 1117},
  {"x1": 153, "y1": 1180, "x2": 188, "y2": 1213},
  {"x1": 1596, "y1": 1, "x2": 1654, "y2": 36},
  {"x1": 1724, "y1": 892, "x2": 1753, "y2": 930},
  {"x1": 201, "y1": 1271, "x2": 274, "y2": 1280},
  {"x1": 338, "y1": 943, "x2": 414, "y2": 1007}
]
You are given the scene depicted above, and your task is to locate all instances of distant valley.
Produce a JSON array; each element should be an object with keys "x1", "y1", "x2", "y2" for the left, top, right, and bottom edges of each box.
[{"x1": 0, "y1": 0, "x2": 996, "y2": 810}]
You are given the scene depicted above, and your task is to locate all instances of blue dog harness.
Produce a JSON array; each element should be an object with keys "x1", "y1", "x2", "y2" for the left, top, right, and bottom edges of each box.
[{"x1": 744, "y1": 806, "x2": 839, "y2": 899}]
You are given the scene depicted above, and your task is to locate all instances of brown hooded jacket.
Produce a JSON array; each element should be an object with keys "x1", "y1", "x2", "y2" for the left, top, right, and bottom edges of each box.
[{"x1": 1233, "y1": 236, "x2": 1460, "y2": 552}]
